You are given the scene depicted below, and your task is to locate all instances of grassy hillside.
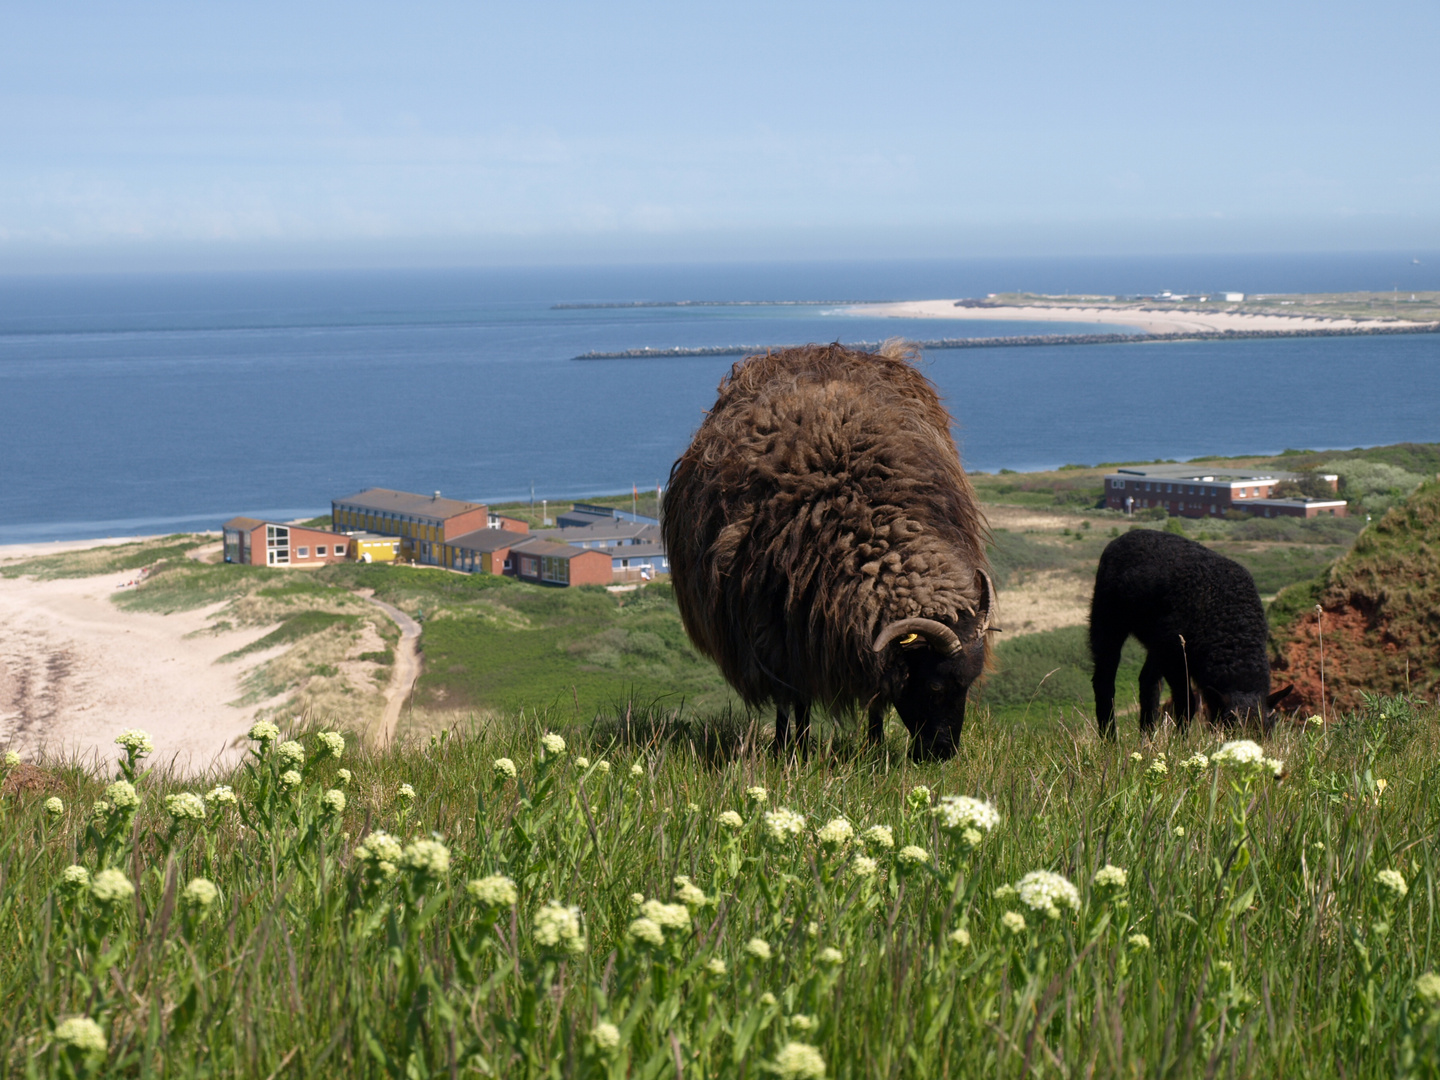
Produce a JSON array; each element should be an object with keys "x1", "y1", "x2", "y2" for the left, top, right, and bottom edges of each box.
[{"x1": 4, "y1": 697, "x2": 1440, "y2": 1078}]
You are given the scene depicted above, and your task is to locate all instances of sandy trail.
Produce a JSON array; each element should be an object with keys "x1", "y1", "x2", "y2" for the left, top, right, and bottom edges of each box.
[
  {"x1": 0, "y1": 567, "x2": 281, "y2": 775},
  {"x1": 847, "y1": 299, "x2": 1430, "y2": 336},
  {"x1": 359, "y1": 594, "x2": 421, "y2": 746}
]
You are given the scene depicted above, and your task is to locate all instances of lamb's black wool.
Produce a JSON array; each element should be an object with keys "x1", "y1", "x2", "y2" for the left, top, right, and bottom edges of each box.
[{"x1": 1089, "y1": 528, "x2": 1289, "y2": 737}]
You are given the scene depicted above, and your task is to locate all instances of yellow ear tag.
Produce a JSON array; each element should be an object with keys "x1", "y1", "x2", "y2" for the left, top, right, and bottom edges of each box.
[{"x1": 898, "y1": 633, "x2": 920, "y2": 646}]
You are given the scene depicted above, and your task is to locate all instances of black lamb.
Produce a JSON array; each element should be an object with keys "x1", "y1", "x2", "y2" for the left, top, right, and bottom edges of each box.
[{"x1": 1089, "y1": 528, "x2": 1291, "y2": 737}]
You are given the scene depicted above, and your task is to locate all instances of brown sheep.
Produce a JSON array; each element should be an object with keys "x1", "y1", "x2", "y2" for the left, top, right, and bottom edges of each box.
[{"x1": 662, "y1": 342, "x2": 997, "y2": 759}]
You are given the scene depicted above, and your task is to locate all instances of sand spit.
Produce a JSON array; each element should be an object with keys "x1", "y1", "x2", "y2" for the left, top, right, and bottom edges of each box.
[
  {"x1": 0, "y1": 550, "x2": 280, "y2": 776},
  {"x1": 846, "y1": 299, "x2": 1432, "y2": 335}
]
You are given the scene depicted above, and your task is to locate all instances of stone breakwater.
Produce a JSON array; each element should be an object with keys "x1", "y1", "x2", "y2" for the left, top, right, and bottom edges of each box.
[{"x1": 572, "y1": 321, "x2": 1440, "y2": 360}]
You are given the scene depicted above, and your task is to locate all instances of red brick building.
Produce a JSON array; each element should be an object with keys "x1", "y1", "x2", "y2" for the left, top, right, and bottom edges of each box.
[
  {"x1": 441, "y1": 528, "x2": 532, "y2": 575},
  {"x1": 509, "y1": 539, "x2": 613, "y2": 587},
  {"x1": 331, "y1": 488, "x2": 503, "y2": 566},
  {"x1": 223, "y1": 518, "x2": 352, "y2": 567},
  {"x1": 1104, "y1": 466, "x2": 1345, "y2": 519}
]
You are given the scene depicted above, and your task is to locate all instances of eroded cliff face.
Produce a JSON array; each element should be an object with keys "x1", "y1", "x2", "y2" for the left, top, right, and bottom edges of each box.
[{"x1": 1271, "y1": 481, "x2": 1440, "y2": 712}]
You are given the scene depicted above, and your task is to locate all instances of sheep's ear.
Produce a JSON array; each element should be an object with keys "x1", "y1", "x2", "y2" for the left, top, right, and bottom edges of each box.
[{"x1": 1266, "y1": 684, "x2": 1294, "y2": 710}]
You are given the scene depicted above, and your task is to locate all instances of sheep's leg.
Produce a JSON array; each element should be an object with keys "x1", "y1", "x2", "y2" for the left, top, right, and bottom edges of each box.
[
  {"x1": 773, "y1": 704, "x2": 791, "y2": 757},
  {"x1": 1137, "y1": 653, "x2": 1166, "y2": 734},
  {"x1": 867, "y1": 702, "x2": 887, "y2": 746},
  {"x1": 1091, "y1": 634, "x2": 1124, "y2": 739},
  {"x1": 1168, "y1": 668, "x2": 1197, "y2": 730}
]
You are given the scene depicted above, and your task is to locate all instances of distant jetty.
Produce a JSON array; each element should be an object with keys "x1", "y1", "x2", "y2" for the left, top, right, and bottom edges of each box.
[
  {"x1": 573, "y1": 321, "x2": 1440, "y2": 360},
  {"x1": 553, "y1": 299, "x2": 888, "y2": 310}
]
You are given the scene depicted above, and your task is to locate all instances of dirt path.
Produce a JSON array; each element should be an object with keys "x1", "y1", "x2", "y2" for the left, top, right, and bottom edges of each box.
[{"x1": 357, "y1": 593, "x2": 421, "y2": 746}]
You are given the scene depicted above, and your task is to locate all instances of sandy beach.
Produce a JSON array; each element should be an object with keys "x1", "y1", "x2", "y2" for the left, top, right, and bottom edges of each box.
[
  {"x1": 846, "y1": 299, "x2": 1428, "y2": 336},
  {"x1": 0, "y1": 540, "x2": 282, "y2": 775}
]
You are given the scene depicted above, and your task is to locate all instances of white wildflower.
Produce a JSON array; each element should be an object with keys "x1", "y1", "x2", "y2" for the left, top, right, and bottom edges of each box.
[
  {"x1": 1127, "y1": 932, "x2": 1151, "y2": 950},
  {"x1": 2, "y1": 751, "x2": 19, "y2": 768},
  {"x1": 774, "y1": 1041, "x2": 826, "y2": 1079},
  {"x1": 861, "y1": 824, "x2": 894, "y2": 850},
  {"x1": 906, "y1": 786, "x2": 932, "y2": 810},
  {"x1": 759, "y1": 992, "x2": 778, "y2": 1006},
  {"x1": 852, "y1": 855, "x2": 878, "y2": 877},
  {"x1": 674, "y1": 876, "x2": 707, "y2": 908},
  {"x1": 1130, "y1": 751, "x2": 1143, "y2": 762},
  {"x1": 1093, "y1": 864, "x2": 1128, "y2": 890},
  {"x1": 1377, "y1": 869, "x2": 1409, "y2": 902},
  {"x1": 595, "y1": 760, "x2": 611, "y2": 774},
  {"x1": 790, "y1": 1014, "x2": 816, "y2": 1032},
  {"x1": 745, "y1": 786, "x2": 768, "y2": 804},
  {"x1": 540, "y1": 732, "x2": 566, "y2": 755},
  {"x1": 492, "y1": 757, "x2": 517, "y2": 781},
  {"x1": 1173, "y1": 825, "x2": 1186, "y2": 838},
  {"x1": 629, "y1": 892, "x2": 645, "y2": 905},
  {"x1": 90, "y1": 868, "x2": 135, "y2": 905},
  {"x1": 934, "y1": 795, "x2": 1000, "y2": 837},
  {"x1": 1145, "y1": 757, "x2": 1168, "y2": 780},
  {"x1": 336, "y1": 768, "x2": 353, "y2": 786},
  {"x1": 763, "y1": 807, "x2": 806, "y2": 844},
  {"x1": 717, "y1": 810, "x2": 744, "y2": 830},
  {"x1": 165, "y1": 792, "x2": 206, "y2": 822},
  {"x1": 182, "y1": 877, "x2": 219, "y2": 909},
  {"x1": 533, "y1": 902, "x2": 585, "y2": 954},
  {"x1": 466, "y1": 874, "x2": 518, "y2": 907},
  {"x1": 1212, "y1": 739, "x2": 1277, "y2": 778},
  {"x1": 948, "y1": 927, "x2": 971, "y2": 948},
  {"x1": 630, "y1": 763, "x2": 645, "y2": 778},
  {"x1": 816, "y1": 817, "x2": 854, "y2": 849},
  {"x1": 745, "y1": 937, "x2": 773, "y2": 961},
  {"x1": 575, "y1": 756, "x2": 590, "y2": 769},
  {"x1": 53, "y1": 1017, "x2": 107, "y2": 1056},
  {"x1": 44, "y1": 797, "x2": 64, "y2": 817},
  {"x1": 705, "y1": 957, "x2": 727, "y2": 975},
  {"x1": 1179, "y1": 752, "x2": 1210, "y2": 775},
  {"x1": 1016, "y1": 870, "x2": 1081, "y2": 919},
  {"x1": 897, "y1": 845, "x2": 930, "y2": 867},
  {"x1": 1001, "y1": 910, "x2": 1027, "y2": 935},
  {"x1": 315, "y1": 731, "x2": 345, "y2": 758},
  {"x1": 248, "y1": 720, "x2": 280, "y2": 744},
  {"x1": 993, "y1": 883, "x2": 1018, "y2": 901},
  {"x1": 628, "y1": 917, "x2": 665, "y2": 946},
  {"x1": 60, "y1": 865, "x2": 90, "y2": 889},
  {"x1": 276, "y1": 740, "x2": 306, "y2": 768},
  {"x1": 354, "y1": 830, "x2": 404, "y2": 878},
  {"x1": 321, "y1": 789, "x2": 346, "y2": 816},
  {"x1": 590, "y1": 1021, "x2": 621, "y2": 1053},
  {"x1": 400, "y1": 839, "x2": 451, "y2": 877},
  {"x1": 641, "y1": 900, "x2": 690, "y2": 930},
  {"x1": 279, "y1": 770, "x2": 302, "y2": 791},
  {"x1": 395, "y1": 782, "x2": 416, "y2": 803},
  {"x1": 114, "y1": 729, "x2": 154, "y2": 757},
  {"x1": 817, "y1": 946, "x2": 844, "y2": 965},
  {"x1": 1415, "y1": 972, "x2": 1440, "y2": 1007},
  {"x1": 205, "y1": 784, "x2": 238, "y2": 806},
  {"x1": 104, "y1": 780, "x2": 139, "y2": 811}
]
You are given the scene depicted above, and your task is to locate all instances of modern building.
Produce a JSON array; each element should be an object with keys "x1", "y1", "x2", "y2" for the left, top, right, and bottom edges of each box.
[
  {"x1": 440, "y1": 528, "x2": 533, "y2": 575},
  {"x1": 1103, "y1": 465, "x2": 1344, "y2": 519},
  {"x1": 609, "y1": 541, "x2": 671, "y2": 582},
  {"x1": 556, "y1": 501, "x2": 660, "y2": 528},
  {"x1": 222, "y1": 518, "x2": 352, "y2": 567},
  {"x1": 331, "y1": 488, "x2": 525, "y2": 566},
  {"x1": 532, "y1": 521, "x2": 662, "y2": 550},
  {"x1": 508, "y1": 539, "x2": 613, "y2": 587},
  {"x1": 350, "y1": 533, "x2": 402, "y2": 563}
]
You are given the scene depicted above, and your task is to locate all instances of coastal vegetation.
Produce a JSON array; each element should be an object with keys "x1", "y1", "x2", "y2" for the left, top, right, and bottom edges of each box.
[{"x1": 4, "y1": 697, "x2": 1439, "y2": 1077}]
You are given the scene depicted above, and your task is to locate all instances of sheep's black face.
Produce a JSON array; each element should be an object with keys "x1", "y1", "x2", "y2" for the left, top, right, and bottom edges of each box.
[
  {"x1": 1217, "y1": 684, "x2": 1293, "y2": 734},
  {"x1": 894, "y1": 636, "x2": 988, "y2": 760}
]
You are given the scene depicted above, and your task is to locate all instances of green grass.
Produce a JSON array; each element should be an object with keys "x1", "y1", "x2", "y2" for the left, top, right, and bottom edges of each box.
[
  {"x1": 973, "y1": 626, "x2": 1146, "y2": 724},
  {"x1": 219, "y1": 610, "x2": 359, "y2": 662},
  {"x1": 0, "y1": 535, "x2": 206, "y2": 580},
  {"x1": 6, "y1": 697, "x2": 1440, "y2": 1078}
]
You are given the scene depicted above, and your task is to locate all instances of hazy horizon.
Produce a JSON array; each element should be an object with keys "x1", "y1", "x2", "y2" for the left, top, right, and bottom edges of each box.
[{"x1": 2, "y1": 0, "x2": 1437, "y2": 274}]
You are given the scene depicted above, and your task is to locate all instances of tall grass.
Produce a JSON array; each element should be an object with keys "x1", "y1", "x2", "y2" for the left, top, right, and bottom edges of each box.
[{"x1": 4, "y1": 697, "x2": 1440, "y2": 1078}]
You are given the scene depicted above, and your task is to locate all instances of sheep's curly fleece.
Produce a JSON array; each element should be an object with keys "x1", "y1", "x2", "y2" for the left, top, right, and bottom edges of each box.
[{"x1": 663, "y1": 341, "x2": 991, "y2": 710}]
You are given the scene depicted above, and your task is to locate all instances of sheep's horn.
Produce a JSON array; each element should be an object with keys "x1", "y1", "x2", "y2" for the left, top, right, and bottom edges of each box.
[
  {"x1": 873, "y1": 618, "x2": 963, "y2": 656},
  {"x1": 974, "y1": 568, "x2": 999, "y2": 634}
]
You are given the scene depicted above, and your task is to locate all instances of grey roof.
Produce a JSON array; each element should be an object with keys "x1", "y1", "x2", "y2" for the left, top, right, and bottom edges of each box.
[
  {"x1": 608, "y1": 542, "x2": 668, "y2": 560},
  {"x1": 1107, "y1": 465, "x2": 1300, "y2": 483},
  {"x1": 445, "y1": 528, "x2": 531, "y2": 553},
  {"x1": 511, "y1": 537, "x2": 612, "y2": 561},
  {"x1": 333, "y1": 487, "x2": 485, "y2": 520},
  {"x1": 533, "y1": 522, "x2": 661, "y2": 546},
  {"x1": 223, "y1": 516, "x2": 265, "y2": 531},
  {"x1": 1247, "y1": 497, "x2": 1348, "y2": 507}
]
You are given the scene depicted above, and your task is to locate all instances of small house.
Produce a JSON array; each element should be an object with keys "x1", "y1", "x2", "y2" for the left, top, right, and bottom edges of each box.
[{"x1": 223, "y1": 518, "x2": 351, "y2": 567}]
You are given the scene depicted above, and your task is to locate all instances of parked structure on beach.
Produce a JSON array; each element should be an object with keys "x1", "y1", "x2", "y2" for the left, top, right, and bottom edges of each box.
[{"x1": 1103, "y1": 465, "x2": 1347, "y2": 519}]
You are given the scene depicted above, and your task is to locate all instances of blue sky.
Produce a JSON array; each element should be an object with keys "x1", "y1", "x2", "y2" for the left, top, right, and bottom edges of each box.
[{"x1": 2, "y1": 1, "x2": 1437, "y2": 270}]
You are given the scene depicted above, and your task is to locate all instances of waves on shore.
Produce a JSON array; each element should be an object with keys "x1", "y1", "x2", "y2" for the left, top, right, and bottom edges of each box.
[{"x1": 573, "y1": 322, "x2": 1440, "y2": 360}]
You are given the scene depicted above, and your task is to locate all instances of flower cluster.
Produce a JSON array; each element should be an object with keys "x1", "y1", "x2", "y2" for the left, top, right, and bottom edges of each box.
[
  {"x1": 673, "y1": 875, "x2": 707, "y2": 908},
  {"x1": 493, "y1": 757, "x2": 517, "y2": 780},
  {"x1": 816, "y1": 817, "x2": 854, "y2": 849},
  {"x1": 114, "y1": 729, "x2": 154, "y2": 758},
  {"x1": 745, "y1": 786, "x2": 768, "y2": 804},
  {"x1": 1016, "y1": 870, "x2": 1081, "y2": 919},
  {"x1": 533, "y1": 902, "x2": 585, "y2": 954},
  {"x1": 61, "y1": 865, "x2": 90, "y2": 890},
  {"x1": 1377, "y1": 868, "x2": 1409, "y2": 902},
  {"x1": 321, "y1": 789, "x2": 347, "y2": 816},
  {"x1": 276, "y1": 740, "x2": 306, "y2": 769},
  {"x1": 897, "y1": 845, "x2": 930, "y2": 868},
  {"x1": 205, "y1": 784, "x2": 238, "y2": 807},
  {"x1": 717, "y1": 810, "x2": 744, "y2": 830},
  {"x1": 906, "y1": 786, "x2": 932, "y2": 810},
  {"x1": 852, "y1": 855, "x2": 878, "y2": 877},
  {"x1": 1179, "y1": 752, "x2": 1210, "y2": 775},
  {"x1": 54, "y1": 1017, "x2": 107, "y2": 1057},
  {"x1": 248, "y1": 720, "x2": 280, "y2": 744},
  {"x1": 163, "y1": 792, "x2": 205, "y2": 822},
  {"x1": 44, "y1": 796, "x2": 64, "y2": 817},
  {"x1": 763, "y1": 807, "x2": 806, "y2": 845},
  {"x1": 396, "y1": 783, "x2": 416, "y2": 803},
  {"x1": 861, "y1": 824, "x2": 894, "y2": 850},
  {"x1": 315, "y1": 730, "x2": 345, "y2": 758},
  {"x1": 1212, "y1": 740, "x2": 1282, "y2": 779},
  {"x1": 934, "y1": 795, "x2": 1000, "y2": 846},
  {"x1": 91, "y1": 868, "x2": 135, "y2": 905},
  {"x1": 540, "y1": 732, "x2": 566, "y2": 755},
  {"x1": 183, "y1": 877, "x2": 219, "y2": 910},
  {"x1": 467, "y1": 874, "x2": 518, "y2": 907},
  {"x1": 591, "y1": 1022, "x2": 622, "y2": 1053},
  {"x1": 104, "y1": 779, "x2": 140, "y2": 812},
  {"x1": 1093, "y1": 864, "x2": 1128, "y2": 890},
  {"x1": 745, "y1": 937, "x2": 773, "y2": 961},
  {"x1": 279, "y1": 770, "x2": 303, "y2": 791},
  {"x1": 399, "y1": 839, "x2": 451, "y2": 878},
  {"x1": 354, "y1": 830, "x2": 404, "y2": 878},
  {"x1": 774, "y1": 1041, "x2": 826, "y2": 1079}
]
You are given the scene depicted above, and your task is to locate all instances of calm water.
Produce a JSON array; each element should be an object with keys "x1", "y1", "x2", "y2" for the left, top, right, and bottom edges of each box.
[{"x1": 1, "y1": 256, "x2": 1436, "y2": 542}]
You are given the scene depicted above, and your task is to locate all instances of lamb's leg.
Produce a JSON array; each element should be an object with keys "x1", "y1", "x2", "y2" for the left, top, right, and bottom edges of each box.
[
  {"x1": 1091, "y1": 631, "x2": 1125, "y2": 739},
  {"x1": 867, "y1": 701, "x2": 887, "y2": 746},
  {"x1": 1138, "y1": 653, "x2": 1166, "y2": 734},
  {"x1": 1167, "y1": 667, "x2": 1196, "y2": 731},
  {"x1": 793, "y1": 700, "x2": 812, "y2": 759}
]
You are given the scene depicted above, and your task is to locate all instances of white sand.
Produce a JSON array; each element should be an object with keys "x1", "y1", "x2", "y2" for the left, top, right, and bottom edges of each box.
[
  {"x1": 847, "y1": 299, "x2": 1430, "y2": 336},
  {"x1": 0, "y1": 547, "x2": 280, "y2": 776}
]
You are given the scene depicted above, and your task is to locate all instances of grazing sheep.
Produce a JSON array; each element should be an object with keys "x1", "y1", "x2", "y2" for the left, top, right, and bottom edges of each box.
[
  {"x1": 1089, "y1": 528, "x2": 1291, "y2": 737},
  {"x1": 662, "y1": 342, "x2": 997, "y2": 759}
]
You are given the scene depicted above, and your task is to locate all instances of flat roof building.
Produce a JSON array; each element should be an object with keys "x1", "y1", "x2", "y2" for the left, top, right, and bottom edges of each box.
[
  {"x1": 441, "y1": 528, "x2": 532, "y2": 576},
  {"x1": 508, "y1": 538, "x2": 612, "y2": 587},
  {"x1": 223, "y1": 517, "x2": 351, "y2": 567},
  {"x1": 1103, "y1": 465, "x2": 1343, "y2": 519},
  {"x1": 331, "y1": 488, "x2": 527, "y2": 568}
]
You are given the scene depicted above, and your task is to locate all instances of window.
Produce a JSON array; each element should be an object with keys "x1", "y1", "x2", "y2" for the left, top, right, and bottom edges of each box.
[
  {"x1": 316, "y1": 545, "x2": 327, "y2": 556},
  {"x1": 297, "y1": 546, "x2": 309, "y2": 557}
]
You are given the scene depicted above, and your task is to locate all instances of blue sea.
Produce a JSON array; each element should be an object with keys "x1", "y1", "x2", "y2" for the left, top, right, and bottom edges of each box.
[{"x1": 1, "y1": 254, "x2": 1436, "y2": 542}]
